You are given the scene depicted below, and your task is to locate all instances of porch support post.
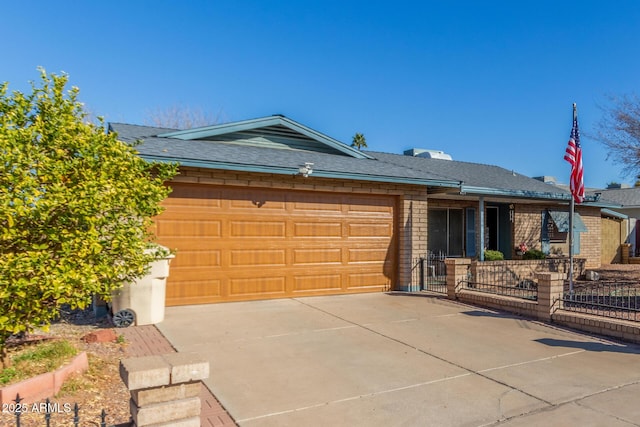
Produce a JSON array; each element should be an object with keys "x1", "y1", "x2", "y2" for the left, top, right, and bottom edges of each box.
[{"x1": 479, "y1": 196, "x2": 485, "y2": 261}]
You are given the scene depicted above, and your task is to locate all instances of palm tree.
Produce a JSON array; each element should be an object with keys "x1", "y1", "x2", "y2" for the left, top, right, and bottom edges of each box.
[{"x1": 351, "y1": 132, "x2": 367, "y2": 150}]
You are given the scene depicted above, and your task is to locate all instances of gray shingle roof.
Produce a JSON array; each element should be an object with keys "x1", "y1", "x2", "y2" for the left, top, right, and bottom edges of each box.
[
  {"x1": 368, "y1": 151, "x2": 572, "y2": 198},
  {"x1": 109, "y1": 121, "x2": 588, "y2": 202},
  {"x1": 590, "y1": 187, "x2": 640, "y2": 207},
  {"x1": 109, "y1": 123, "x2": 456, "y2": 186}
]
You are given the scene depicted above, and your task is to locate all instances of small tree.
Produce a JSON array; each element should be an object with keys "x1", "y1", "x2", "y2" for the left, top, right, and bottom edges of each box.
[
  {"x1": 351, "y1": 132, "x2": 367, "y2": 150},
  {"x1": 593, "y1": 94, "x2": 640, "y2": 178},
  {"x1": 144, "y1": 104, "x2": 225, "y2": 129},
  {"x1": 0, "y1": 69, "x2": 177, "y2": 363}
]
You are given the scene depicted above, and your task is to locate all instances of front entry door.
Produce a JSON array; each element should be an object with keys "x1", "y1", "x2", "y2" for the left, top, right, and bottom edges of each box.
[{"x1": 485, "y1": 206, "x2": 499, "y2": 251}]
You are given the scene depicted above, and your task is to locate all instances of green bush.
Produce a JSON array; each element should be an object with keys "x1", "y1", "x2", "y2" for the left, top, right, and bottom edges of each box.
[
  {"x1": 0, "y1": 70, "x2": 177, "y2": 356},
  {"x1": 484, "y1": 250, "x2": 504, "y2": 261},
  {"x1": 523, "y1": 249, "x2": 546, "y2": 260}
]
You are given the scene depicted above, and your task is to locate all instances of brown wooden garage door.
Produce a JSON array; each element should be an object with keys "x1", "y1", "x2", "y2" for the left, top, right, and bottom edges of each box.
[{"x1": 154, "y1": 183, "x2": 397, "y2": 305}]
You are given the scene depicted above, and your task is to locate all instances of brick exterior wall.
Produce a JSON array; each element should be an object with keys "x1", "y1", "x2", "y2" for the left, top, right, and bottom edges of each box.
[
  {"x1": 423, "y1": 200, "x2": 602, "y2": 269},
  {"x1": 170, "y1": 167, "x2": 429, "y2": 292},
  {"x1": 514, "y1": 204, "x2": 601, "y2": 269},
  {"x1": 169, "y1": 167, "x2": 604, "y2": 295}
]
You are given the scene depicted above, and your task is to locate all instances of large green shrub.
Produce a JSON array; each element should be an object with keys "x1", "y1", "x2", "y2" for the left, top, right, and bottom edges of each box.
[
  {"x1": 0, "y1": 69, "x2": 177, "y2": 358},
  {"x1": 484, "y1": 250, "x2": 504, "y2": 261}
]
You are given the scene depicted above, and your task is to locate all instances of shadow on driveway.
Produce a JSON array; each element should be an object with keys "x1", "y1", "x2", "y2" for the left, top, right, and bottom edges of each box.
[{"x1": 535, "y1": 338, "x2": 640, "y2": 354}]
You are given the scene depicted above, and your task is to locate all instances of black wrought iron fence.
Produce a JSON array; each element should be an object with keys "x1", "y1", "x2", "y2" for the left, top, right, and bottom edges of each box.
[
  {"x1": 412, "y1": 251, "x2": 447, "y2": 293},
  {"x1": 561, "y1": 281, "x2": 640, "y2": 322},
  {"x1": 464, "y1": 261, "x2": 538, "y2": 301},
  {"x1": 5, "y1": 393, "x2": 122, "y2": 427}
]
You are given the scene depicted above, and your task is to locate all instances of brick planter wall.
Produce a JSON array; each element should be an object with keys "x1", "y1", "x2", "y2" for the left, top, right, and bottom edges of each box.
[{"x1": 0, "y1": 352, "x2": 89, "y2": 405}]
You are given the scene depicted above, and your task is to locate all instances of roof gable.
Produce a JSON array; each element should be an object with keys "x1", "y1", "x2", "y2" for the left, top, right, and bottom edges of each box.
[{"x1": 157, "y1": 115, "x2": 373, "y2": 159}]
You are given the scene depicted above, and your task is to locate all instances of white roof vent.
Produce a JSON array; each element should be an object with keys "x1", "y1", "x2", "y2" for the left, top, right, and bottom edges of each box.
[{"x1": 403, "y1": 148, "x2": 452, "y2": 160}]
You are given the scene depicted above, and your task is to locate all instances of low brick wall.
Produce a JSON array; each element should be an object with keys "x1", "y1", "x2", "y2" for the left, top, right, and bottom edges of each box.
[
  {"x1": 552, "y1": 311, "x2": 640, "y2": 344},
  {"x1": 456, "y1": 290, "x2": 538, "y2": 319},
  {"x1": 444, "y1": 258, "x2": 640, "y2": 344}
]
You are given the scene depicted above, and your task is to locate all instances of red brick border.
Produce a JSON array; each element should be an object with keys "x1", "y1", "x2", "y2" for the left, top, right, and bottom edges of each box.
[{"x1": 0, "y1": 352, "x2": 88, "y2": 405}]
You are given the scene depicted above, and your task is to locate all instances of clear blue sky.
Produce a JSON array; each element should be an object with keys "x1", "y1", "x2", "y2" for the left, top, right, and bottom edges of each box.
[{"x1": 2, "y1": 1, "x2": 639, "y2": 188}]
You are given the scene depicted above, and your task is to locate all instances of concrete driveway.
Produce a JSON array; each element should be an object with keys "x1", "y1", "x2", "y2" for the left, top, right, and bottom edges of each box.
[{"x1": 157, "y1": 293, "x2": 640, "y2": 426}]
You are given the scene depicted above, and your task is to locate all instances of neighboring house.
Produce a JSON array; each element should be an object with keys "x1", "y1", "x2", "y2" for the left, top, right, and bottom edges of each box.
[
  {"x1": 590, "y1": 185, "x2": 640, "y2": 260},
  {"x1": 109, "y1": 115, "x2": 613, "y2": 306}
]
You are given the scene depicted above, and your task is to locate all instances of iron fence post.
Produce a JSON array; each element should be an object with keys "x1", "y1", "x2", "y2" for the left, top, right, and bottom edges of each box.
[
  {"x1": 13, "y1": 393, "x2": 22, "y2": 427},
  {"x1": 73, "y1": 403, "x2": 79, "y2": 427},
  {"x1": 45, "y1": 398, "x2": 52, "y2": 427}
]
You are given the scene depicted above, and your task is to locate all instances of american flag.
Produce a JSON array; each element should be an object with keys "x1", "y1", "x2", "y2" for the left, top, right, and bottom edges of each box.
[{"x1": 564, "y1": 114, "x2": 584, "y2": 203}]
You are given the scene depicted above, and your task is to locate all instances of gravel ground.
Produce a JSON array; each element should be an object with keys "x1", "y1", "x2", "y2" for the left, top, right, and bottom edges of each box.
[
  {"x1": 584, "y1": 263, "x2": 640, "y2": 282},
  {"x1": 577, "y1": 264, "x2": 640, "y2": 285},
  {"x1": 1, "y1": 308, "x2": 131, "y2": 427}
]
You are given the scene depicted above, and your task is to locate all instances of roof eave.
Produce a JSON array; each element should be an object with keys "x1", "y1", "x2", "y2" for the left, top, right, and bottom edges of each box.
[
  {"x1": 459, "y1": 185, "x2": 571, "y2": 200},
  {"x1": 602, "y1": 208, "x2": 628, "y2": 219},
  {"x1": 140, "y1": 155, "x2": 458, "y2": 187},
  {"x1": 459, "y1": 186, "x2": 624, "y2": 207}
]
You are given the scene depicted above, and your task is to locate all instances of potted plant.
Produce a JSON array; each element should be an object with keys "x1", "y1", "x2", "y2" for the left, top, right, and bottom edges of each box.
[{"x1": 515, "y1": 242, "x2": 528, "y2": 256}]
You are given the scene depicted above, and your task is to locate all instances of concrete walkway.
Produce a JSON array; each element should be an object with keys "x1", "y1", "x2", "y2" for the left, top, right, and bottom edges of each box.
[{"x1": 157, "y1": 293, "x2": 640, "y2": 426}]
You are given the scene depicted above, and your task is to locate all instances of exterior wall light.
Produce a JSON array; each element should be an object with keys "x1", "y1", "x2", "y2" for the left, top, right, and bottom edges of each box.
[{"x1": 298, "y1": 162, "x2": 314, "y2": 177}]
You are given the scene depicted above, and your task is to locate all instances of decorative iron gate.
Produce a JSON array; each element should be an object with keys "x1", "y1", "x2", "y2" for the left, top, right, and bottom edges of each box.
[{"x1": 414, "y1": 251, "x2": 447, "y2": 293}]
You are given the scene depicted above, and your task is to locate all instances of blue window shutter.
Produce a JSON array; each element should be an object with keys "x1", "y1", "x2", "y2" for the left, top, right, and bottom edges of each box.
[
  {"x1": 466, "y1": 208, "x2": 476, "y2": 257},
  {"x1": 573, "y1": 230, "x2": 581, "y2": 255}
]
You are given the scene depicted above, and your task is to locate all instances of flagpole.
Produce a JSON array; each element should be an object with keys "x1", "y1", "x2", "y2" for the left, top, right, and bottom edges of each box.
[
  {"x1": 569, "y1": 192, "x2": 574, "y2": 298},
  {"x1": 568, "y1": 103, "x2": 577, "y2": 298}
]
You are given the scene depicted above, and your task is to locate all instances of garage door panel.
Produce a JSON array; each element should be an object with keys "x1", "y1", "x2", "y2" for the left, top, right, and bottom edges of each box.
[
  {"x1": 293, "y1": 248, "x2": 342, "y2": 265},
  {"x1": 157, "y1": 184, "x2": 396, "y2": 305},
  {"x1": 293, "y1": 222, "x2": 342, "y2": 238},
  {"x1": 156, "y1": 219, "x2": 221, "y2": 238},
  {"x1": 166, "y1": 278, "x2": 222, "y2": 303},
  {"x1": 229, "y1": 220, "x2": 286, "y2": 238},
  {"x1": 229, "y1": 276, "x2": 286, "y2": 296},
  {"x1": 155, "y1": 237, "x2": 218, "y2": 251},
  {"x1": 165, "y1": 187, "x2": 222, "y2": 207},
  {"x1": 169, "y1": 250, "x2": 221, "y2": 268},
  {"x1": 228, "y1": 197, "x2": 286, "y2": 211},
  {"x1": 293, "y1": 274, "x2": 342, "y2": 292},
  {"x1": 229, "y1": 249, "x2": 287, "y2": 266},
  {"x1": 348, "y1": 223, "x2": 393, "y2": 237},
  {"x1": 348, "y1": 248, "x2": 389, "y2": 263},
  {"x1": 348, "y1": 272, "x2": 390, "y2": 289},
  {"x1": 224, "y1": 188, "x2": 285, "y2": 209},
  {"x1": 292, "y1": 202, "x2": 343, "y2": 214}
]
